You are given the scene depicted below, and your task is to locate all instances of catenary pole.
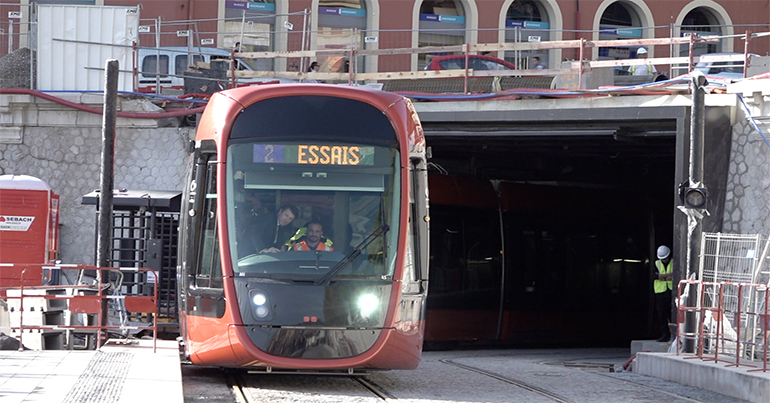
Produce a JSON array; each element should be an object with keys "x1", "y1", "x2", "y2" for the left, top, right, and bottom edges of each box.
[
  {"x1": 683, "y1": 72, "x2": 707, "y2": 353},
  {"x1": 97, "y1": 59, "x2": 119, "y2": 268}
]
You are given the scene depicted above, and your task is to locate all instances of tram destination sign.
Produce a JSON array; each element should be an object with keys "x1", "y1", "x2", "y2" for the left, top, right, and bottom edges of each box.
[{"x1": 253, "y1": 144, "x2": 375, "y2": 166}]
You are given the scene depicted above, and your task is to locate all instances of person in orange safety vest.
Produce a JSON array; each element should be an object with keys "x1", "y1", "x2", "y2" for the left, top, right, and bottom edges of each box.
[{"x1": 291, "y1": 221, "x2": 334, "y2": 251}]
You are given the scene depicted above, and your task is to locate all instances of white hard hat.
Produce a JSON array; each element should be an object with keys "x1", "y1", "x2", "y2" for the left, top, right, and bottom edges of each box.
[
  {"x1": 657, "y1": 245, "x2": 671, "y2": 260},
  {"x1": 637, "y1": 47, "x2": 648, "y2": 55}
]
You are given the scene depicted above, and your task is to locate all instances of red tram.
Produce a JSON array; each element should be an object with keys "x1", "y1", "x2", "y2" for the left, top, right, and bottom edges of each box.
[{"x1": 177, "y1": 84, "x2": 430, "y2": 370}]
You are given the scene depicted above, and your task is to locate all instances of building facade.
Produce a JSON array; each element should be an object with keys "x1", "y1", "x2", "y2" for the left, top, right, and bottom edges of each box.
[{"x1": 3, "y1": 1, "x2": 769, "y2": 74}]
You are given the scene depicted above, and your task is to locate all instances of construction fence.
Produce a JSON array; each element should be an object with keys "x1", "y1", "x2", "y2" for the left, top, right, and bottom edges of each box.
[
  {"x1": 676, "y1": 232, "x2": 770, "y2": 370},
  {"x1": 0, "y1": 263, "x2": 159, "y2": 352}
]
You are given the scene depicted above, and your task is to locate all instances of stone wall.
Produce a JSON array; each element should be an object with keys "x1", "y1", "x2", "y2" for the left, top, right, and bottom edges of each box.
[
  {"x1": 722, "y1": 83, "x2": 770, "y2": 236},
  {"x1": 0, "y1": 93, "x2": 195, "y2": 264}
]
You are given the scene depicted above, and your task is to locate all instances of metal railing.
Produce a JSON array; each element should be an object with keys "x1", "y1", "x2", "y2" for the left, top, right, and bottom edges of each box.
[
  {"x1": 676, "y1": 279, "x2": 770, "y2": 371},
  {"x1": 0, "y1": 263, "x2": 158, "y2": 352},
  {"x1": 129, "y1": 28, "x2": 765, "y2": 92},
  {"x1": 224, "y1": 32, "x2": 727, "y2": 90}
]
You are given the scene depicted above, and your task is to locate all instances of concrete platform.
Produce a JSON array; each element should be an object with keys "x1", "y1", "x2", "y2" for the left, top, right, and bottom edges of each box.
[
  {"x1": 631, "y1": 339, "x2": 671, "y2": 355},
  {"x1": 0, "y1": 339, "x2": 182, "y2": 403},
  {"x1": 635, "y1": 351, "x2": 770, "y2": 403}
]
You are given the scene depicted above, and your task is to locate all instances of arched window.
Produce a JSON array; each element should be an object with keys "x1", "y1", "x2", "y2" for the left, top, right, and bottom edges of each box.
[
  {"x1": 507, "y1": 1, "x2": 543, "y2": 21},
  {"x1": 316, "y1": 0, "x2": 367, "y2": 74},
  {"x1": 600, "y1": 3, "x2": 634, "y2": 27},
  {"x1": 418, "y1": 0, "x2": 466, "y2": 70},
  {"x1": 681, "y1": 8, "x2": 722, "y2": 56},
  {"x1": 598, "y1": 2, "x2": 644, "y2": 72},
  {"x1": 505, "y1": 0, "x2": 551, "y2": 69},
  {"x1": 224, "y1": 1, "x2": 277, "y2": 71}
]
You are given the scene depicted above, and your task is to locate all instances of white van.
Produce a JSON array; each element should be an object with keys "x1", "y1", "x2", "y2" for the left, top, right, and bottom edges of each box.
[
  {"x1": 694, "y1": 53, "x2": 770, "y2": 80},
  {"x1": 137, "y1": 47, "x2": 292, "y2": 93}
]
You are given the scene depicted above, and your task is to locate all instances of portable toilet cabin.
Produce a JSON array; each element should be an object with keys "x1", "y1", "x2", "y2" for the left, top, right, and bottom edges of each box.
[{"x1": 0, "y1": 175, "x2": 60, "y2": 264}]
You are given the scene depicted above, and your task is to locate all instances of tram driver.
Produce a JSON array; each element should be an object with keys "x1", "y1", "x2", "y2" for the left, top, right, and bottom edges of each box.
[
  {"x1": 289, "y1": 221, "x2": 334, "y2": 251},
  {"x1": 238, "y1": 203, "x2": 298, "y2": 257}
]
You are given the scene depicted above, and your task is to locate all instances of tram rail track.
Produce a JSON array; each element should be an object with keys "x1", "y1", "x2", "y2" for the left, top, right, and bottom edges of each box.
[
  {"x1": 227, "y1": 369, "x2": 396, "y2": 402},
  {"x1": 353, "y1": 376, "x2": 398, "y2": 402},
  {"x1": 440, "y1": 358, "x2": 572, "y2": 403},
  {"x1": 438, "y1": 358, "x2": 734, "y2": 403},
  {"x1": 592, "y1": 371, "x2": 726, "y2": 403},
  {"x1": 227, "y1": 371, "x2": 253, "y2": 403},
  {"x1": 182, "y1": 350, "x2": 750, "y2": 403}
]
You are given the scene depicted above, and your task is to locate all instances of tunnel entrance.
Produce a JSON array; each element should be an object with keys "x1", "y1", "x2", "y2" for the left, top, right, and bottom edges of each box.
[{"x1": 421, "y1": 108, "x2": 683, "y2": 347}]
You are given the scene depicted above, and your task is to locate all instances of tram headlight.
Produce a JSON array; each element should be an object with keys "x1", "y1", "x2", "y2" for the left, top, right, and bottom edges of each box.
[
  {"x1": 251, "y1": 291, "x2": 271, "y2": 320},
  {"x1": 252, "y1": 293, "x2": 267, "y2": 306},
  {"x1": 357, "y1": 293, "x2": 379, "y2": 318},
  {"x1": 255, "y1": 305, "x2": 269, "y2": 318}
]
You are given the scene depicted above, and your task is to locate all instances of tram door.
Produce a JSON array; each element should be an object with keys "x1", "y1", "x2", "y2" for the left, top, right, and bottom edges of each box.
[{"x1": 425, "y1": 202, "x2": 503, "y2": 342}]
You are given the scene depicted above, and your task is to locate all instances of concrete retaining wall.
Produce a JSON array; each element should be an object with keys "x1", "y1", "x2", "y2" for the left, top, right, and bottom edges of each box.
[{"x1": 0, "y1": 93, "x2": 194, "y2": 264}]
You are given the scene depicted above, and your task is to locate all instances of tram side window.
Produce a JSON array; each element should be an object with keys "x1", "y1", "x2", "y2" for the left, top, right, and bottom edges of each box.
[
  {"x1": 196, "y1": 160, "x2": 222, "y2": 288},
  {"x1": 428, "y1": 206, "x2": 501, "y2": 302},
  {"x1": 429, "y1": 210, "x2": 464, "y2": 294},
  {"x1": 462, "y1": 209, "x2": 502, "y2": 299},
  {"x1": 509, "y1": 217, "x2": 576, "y2": 310}
]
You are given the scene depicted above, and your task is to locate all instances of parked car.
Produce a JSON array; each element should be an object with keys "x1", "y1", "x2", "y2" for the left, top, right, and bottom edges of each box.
[
  {"x1": 693, "y1": 53, "x2": 758, "y2": 79},
  {"x1": 424, "y1": 54, "x2": 516, "y2": 71},
  {"x1": 137, "y1": 47, "x2": 292, "y2": 93}
]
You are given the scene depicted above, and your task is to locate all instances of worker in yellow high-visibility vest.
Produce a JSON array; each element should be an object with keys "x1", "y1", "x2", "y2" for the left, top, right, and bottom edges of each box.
[
  {"x1": 630, "y1": 47, "x2": 658, "y2": 76},
  {"x1": 654, "y1": 245, "x2": 673, "y2": 342}
]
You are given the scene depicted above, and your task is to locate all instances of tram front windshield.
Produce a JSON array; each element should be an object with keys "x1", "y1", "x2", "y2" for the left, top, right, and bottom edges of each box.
[{"x1": 226, "y1": 141, "x2": 401, "y2": 281}]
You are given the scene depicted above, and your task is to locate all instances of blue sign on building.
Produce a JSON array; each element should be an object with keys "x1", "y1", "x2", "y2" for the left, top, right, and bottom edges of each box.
[
  {"x1": 320, "y1": 7, "x2": 366, "y2": 17},
  {"x1": 506, "y1": 20, "x2": 549, "y2": 29},
  {"x1": 420, "y1": 13, "x2": 465, "y2": 24},
  {"x1": 599, "y1": 26, "x2": 642, "y2": 38},
  {"x1": 226, "y1": 1, "x2": 276, "y2": 12}
]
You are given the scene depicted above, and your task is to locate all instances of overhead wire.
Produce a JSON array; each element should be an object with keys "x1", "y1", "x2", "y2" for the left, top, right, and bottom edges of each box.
[{"x1": 0, "y1": 88, "x2": 207, "y2": 118}]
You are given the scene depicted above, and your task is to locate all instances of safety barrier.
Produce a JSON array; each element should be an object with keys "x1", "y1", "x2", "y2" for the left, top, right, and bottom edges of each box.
[
  {"x1": 676, "y1": 279, "x2": 769, "y2": 372},
  {"x1": 0, "y1": 263, "x2": 158, "y2": 352}
]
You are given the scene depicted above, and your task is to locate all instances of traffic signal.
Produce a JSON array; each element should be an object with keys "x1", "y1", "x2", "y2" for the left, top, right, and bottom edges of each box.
[{"x1": 683, "y1": 187, "x2": 707, "y2": 209}]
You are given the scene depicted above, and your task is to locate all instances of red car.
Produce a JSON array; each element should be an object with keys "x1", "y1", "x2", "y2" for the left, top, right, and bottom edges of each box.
[{"x1": 424, "y1": 54, "x2": 516, "y2": 71}]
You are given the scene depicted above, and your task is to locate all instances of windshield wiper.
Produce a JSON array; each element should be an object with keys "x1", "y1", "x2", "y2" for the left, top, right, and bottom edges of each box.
[{"x1": 316, "y1": 225, "x2": 389, "y2": 286}]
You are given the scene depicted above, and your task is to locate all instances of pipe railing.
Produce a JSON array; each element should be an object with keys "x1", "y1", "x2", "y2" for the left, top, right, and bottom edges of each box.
[
  {"x1": 0, "y1": 263, "x2": 159, "y2": 352},
  {"x1": 676, "y1": 279, "x2": 770, "y2": 372}
]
